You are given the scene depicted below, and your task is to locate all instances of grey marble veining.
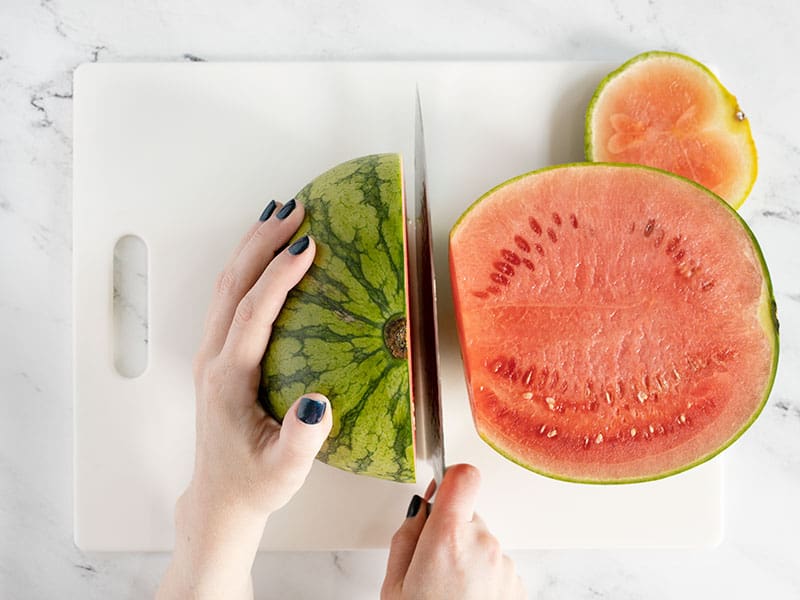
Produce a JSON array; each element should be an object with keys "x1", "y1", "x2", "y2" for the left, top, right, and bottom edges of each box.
[{"x1": 2, "y1": 0, "x2": 800, "y2": 598}]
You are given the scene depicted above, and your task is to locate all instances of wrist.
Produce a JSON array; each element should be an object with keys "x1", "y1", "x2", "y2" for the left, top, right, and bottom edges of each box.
[{"x1": 164, "y1": 483, "x2": 269, "y2": 599}]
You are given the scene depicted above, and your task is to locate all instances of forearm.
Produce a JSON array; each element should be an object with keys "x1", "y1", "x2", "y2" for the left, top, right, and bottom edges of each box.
[{"x1": 156, "y1": 484, "x2": 268, "y2": 600}]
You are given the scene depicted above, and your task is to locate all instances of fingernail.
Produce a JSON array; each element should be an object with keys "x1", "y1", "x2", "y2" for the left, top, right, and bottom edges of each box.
[
  {"x1": 297, "y1": 397, "x2": 326, "y2": 425},
  {"x1": 276, "y1": 198, "x2": 297, "y2": 220},
  {"x1": 288, "y1": 236, "x2": 310, "y2": 255},
  {"x1": 406, "y1": 494, "x2": 423, "y2": 518},
  {"x1": 259, "y1": 199, "x2": 277, "y2": 221}
]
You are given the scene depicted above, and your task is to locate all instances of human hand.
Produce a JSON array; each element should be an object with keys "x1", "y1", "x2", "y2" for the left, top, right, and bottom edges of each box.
[
  {"x1": 381, "y1": 464, "x2": 526, "y2": 600},
  {"x1": 158, "y1": 199, "x2": 333, "y2": 600}
]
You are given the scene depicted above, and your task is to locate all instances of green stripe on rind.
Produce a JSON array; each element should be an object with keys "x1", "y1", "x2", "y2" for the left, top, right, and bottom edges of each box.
[
  {"x1": 452, "y1": 162, "x2": 779, "y2": 484},
  {"x1": 583, "y1": 50, "x2": 758, "y2": 209},
  {"x1": 260, "y1": 154, "x2": 415, "y2": 483}
]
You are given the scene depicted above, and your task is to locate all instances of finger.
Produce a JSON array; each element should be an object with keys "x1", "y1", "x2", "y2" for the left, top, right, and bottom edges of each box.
[
  {"x1": 427, "y1": 463, "x2": 481, "y2": 526},
  {"x1": 221, "y1": 235, "x2": 316, "y2": 370},
  {"x1": 382, "y1": 494, "x2": 429, "y2": 596},
  {"x1": 203, "y1": 199, "x2": 305, "y2": 355},
  {"x1": 267, "y1": 393, "x2": 333, "y2": 482}
]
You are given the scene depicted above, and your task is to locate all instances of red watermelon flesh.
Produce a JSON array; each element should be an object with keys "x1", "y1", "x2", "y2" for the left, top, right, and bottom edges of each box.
[{"x1": 449, "y1": 164, "x2": 778, "y2": 483}]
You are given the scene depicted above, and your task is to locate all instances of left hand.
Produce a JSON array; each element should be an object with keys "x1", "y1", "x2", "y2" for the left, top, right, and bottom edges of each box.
[{"x1": 158, "y1": 199, "x2": 333, "y2": 600}]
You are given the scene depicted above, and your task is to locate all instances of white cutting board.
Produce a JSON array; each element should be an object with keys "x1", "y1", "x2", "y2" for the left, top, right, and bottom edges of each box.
[{"x1": 73, "y1": 62, "x2": 722, "y2": 552}]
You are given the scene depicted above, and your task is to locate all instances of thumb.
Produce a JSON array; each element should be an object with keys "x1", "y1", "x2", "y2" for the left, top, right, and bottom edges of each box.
[
  {"x1": 271, "y1": 393, "x2": 333, "y2": 483},
  {"x1": 381, "y1": 495, "x2": 429, "y2": 598}
]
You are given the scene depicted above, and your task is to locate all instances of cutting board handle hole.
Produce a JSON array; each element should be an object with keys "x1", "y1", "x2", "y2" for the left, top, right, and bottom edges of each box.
[{"x1": 113, "y1": 235, "x2": 148, "y2": 378}]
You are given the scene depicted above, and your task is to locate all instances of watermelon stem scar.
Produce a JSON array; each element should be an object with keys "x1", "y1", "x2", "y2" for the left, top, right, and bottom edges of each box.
[{"x1": 384, "y1": 314, "x2": 407, "y2": 359}]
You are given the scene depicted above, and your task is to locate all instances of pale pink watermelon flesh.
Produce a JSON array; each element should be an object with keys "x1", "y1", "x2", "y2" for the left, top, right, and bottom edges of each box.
[
  {"x1": 586, "y1": 52, "x2": 757, "y2": 209},
  {"x1": 450, "y1": 164, "x2": 777, "y2": 483}
]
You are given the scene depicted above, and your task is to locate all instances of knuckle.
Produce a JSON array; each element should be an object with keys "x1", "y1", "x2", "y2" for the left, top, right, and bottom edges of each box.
[
  {"x1": 478, "y1": 531, "x2": 501, "y2": 559},
  {"x1": 215, "y1": 268, "x2": 238, "y2": 296},
  {"x1": 233, "y1": 294, "x2": 256, "y2": 326}
]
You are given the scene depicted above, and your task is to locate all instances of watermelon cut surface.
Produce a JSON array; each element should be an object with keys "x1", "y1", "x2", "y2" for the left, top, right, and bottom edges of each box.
[
  {"x1": 449, "y1": 164, "x2": 777, "y2": 483},
  {"x1": 586, "y1": 51, "x2": 757, "y2": 209},
  {"x1": 260, "y1": 154, "x2": 415, "y2": 483}
]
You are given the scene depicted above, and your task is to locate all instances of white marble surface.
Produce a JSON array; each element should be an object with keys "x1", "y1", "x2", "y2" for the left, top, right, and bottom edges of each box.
[{"x1": 1, "y1": 0, "x2": 799, "y2": 598}]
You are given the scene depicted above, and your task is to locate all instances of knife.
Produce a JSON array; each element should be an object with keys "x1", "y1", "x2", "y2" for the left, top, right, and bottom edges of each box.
[{"x1": 412, "y1": 86, "x2": 446, "y2": 486}]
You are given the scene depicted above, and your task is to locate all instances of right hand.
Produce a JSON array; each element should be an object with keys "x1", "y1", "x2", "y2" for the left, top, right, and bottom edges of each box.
[{"x1": 381, "y1": 464, "x2": 526, "y2": 600}]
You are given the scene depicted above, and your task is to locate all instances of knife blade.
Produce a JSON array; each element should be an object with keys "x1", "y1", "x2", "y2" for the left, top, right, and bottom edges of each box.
[{"x1": 412, "y1": 86, "x2": 445, "y2": 485}]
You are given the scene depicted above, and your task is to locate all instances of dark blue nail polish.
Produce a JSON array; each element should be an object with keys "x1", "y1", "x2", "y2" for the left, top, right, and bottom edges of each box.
[
  {"x1": 297, "y1": 397, "x2": 326, "y2": 425},
  {"x1": 259, "y1": 199, "x2": 277, "y2": 221},
  {"x1": 406, "y1": 495, "x2": 423, "y2": 518},
  {"x1": 276, "y1": 198, "x2": 297, "y2": 220},
  {"x1": 288, "y1": 236, "x2": 310, "y2": 255}
]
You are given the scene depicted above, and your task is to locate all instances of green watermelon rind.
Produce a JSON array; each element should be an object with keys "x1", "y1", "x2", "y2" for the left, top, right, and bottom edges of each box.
[
  {"x1": 260, "y1": 153, "x2": 416, "y2": 483},
  {"x1": 583, "y1": 50, "x2": 759, "y2": 210},
  {"x1": 451, "y1": 162, "x2": 779, "y2": 485}
]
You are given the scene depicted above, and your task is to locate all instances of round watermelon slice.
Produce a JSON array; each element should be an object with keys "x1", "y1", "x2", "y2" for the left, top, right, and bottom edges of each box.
[
  {"x1": 260, "y1": 154, "x2": 415, "y2": 483},
  {"x1": 585, "y1": 51, "x2": 757, "y2": 209},
  {"x1": 449, "y1": 164, "x2": 778, "y2": 483}
]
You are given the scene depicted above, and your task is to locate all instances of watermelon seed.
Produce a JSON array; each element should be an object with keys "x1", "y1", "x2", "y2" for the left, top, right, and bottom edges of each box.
[
  {"x1": 514, "y1": 235, "x2": 531, "y2": 252},
  {"x1": 534, "y1": 243, "x2": 545, "y2": 256},
  {"x1": 522, "y1": 392, "x2": 533, "y2": 400},
  {"x1": 545, "y1": 396, "x2": 556, "y2": 411},
  {"x1": 547, "y1": 228, "x2": 558, "y2": 243},
  {"x1": 523, "y1": 368, "x2": 535, "y2": 386},
  {"x1": 529, "y1": 217, "x2": 542, "y2": 235},
  {"x1": 672, "y1": 367, "x2": 681, "y2": 382},
  {"x1": 630, "y1": 428, "x2": 637, "y2": 437},
  {"x1": 570, "y1": 213, "x2": 579, "y2": 228},
  {"x1": 644, "y1": 219, "x2": 655, "y2": 237},
  {"x1": 628, "y1": 222, "x2": 636, "y2": 234},
  {"x1": 490, "y1": 273, "x2": 510, "y2": 286},
  {"x1": 547, "y1": 428, "x2": 558, "y2": 438},
  {"x1": 679, "y1": 413, "x2": 687, "y2": 424},
  {"x1": 595, "y1": 433, "x2": 604, "y2": 444},
  {"x1": 539, "y1": 424, "x2": 547, "y2": 435},
  {"x1": 666, "y1": 237, "x2": 680, "y2": 254},
  {"x1": 701, "y1": 280, "x2": 715, "y2": 291},
  {"x1": 501, "y1": 249, "x2": 521, "y2": 265},
  {"x1": 654, "y1": 229, "x2": 665, "y2": 247},
  {"x1": 472, "y1": 290, "x2": 489, "y2": 299},
  {"x1": 487, "y1": 286, "x2": 501, "y2": 295},
  {"x1": 491, "y1": 360, "x2": 504, "y2": 374},
  {"x1": 552, "y1": 212, "x2": 562, "y2": 226},
  {"x1": 649, "y1": 424, "x2": 655, "y2": 434},
  {"x1": 605, "y1": 391, "x2": 612, "y2": 404},
  {"x1": 550, "y1": 370, "x2": 559, "y2": 389},
  {"x1": 637, "y1": 391, "x2": 648, "y2": 403},
  {"x1": 674, "y1": 249, "x2": 686, "y2": 261},
  {"x1": 583, "y1": 436, "x2": 590, "y2": 449},
  {"x1": 616, "y1": 380, "x2": 625, "y2": 398},
  {"x1": 539, "y1": 368, "x2": 549, "y2": 388},
  {"x1": 494, "y1": 261, "x2": 515, "y2": 276},
  {"x1": 522, "y1": 258, "x2": 535, "y2": 271}
]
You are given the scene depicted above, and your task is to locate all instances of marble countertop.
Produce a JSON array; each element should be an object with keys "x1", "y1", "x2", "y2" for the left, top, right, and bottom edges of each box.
[{"x1": 2, "y1": 0, "x2": 799, "y2": 598}]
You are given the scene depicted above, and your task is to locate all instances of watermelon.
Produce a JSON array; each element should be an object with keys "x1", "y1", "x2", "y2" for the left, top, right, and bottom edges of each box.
[
  {"x1": 260, "y1": 154, "x2": 415, "y2": 483},
  {"x1": 449, "y1": 163, "x2": 778, "y2": 483},
  {"x1": 586, "y1": 51, "x2": 757, "y2": 209}
]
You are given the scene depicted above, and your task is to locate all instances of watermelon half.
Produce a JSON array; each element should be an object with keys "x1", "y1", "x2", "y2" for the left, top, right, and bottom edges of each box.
[
  {"x1": 449, "y1": 163, "x2": 778, "y2": 483},
  {"x1": 260, "y1": 154, "x2": 415, "y2": 483}
]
